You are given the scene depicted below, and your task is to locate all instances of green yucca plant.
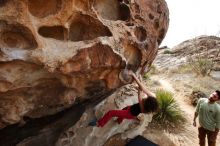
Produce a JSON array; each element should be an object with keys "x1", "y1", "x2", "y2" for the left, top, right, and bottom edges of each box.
[{"x1": 153, "y1": 89, "x2": 185, "y2": 124}]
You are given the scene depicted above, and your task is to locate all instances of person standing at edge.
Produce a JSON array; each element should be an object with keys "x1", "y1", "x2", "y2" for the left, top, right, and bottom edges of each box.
[{"x1": 193, "y1": 90, "x2": 220, "y2": 146}]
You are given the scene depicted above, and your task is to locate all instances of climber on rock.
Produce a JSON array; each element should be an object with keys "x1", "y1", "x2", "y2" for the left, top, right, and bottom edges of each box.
[{"x1": 88, "y1": 70, "x2": 159, "y2": 127}]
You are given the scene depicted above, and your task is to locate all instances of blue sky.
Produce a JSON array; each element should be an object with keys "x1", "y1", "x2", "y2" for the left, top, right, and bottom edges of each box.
[{"x1": 161, "y1": 0, "x2": 220, "y2": 48}]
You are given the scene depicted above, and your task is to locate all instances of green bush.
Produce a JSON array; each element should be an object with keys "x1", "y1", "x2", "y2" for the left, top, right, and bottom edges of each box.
[
  {"x1": 143, "y1": 65, "x2": 157, "y2": 80},
  {"x1": 143, "y1": 73, "x2": 150, "y2": 80},
  {"x1": 176, "y1": 64, "x2": 192, "y2": 73},
  {"x1": 149, "y1": 65, "x2": 157, "y2": 74},
  {"x1": 163, "y1": 50, "x2": 174, "y2": 54},
  {"x1": 188, "y1": 56, "x2": 214, "y2": 76},
  {"x1": 153, "y1": 89, "x2": 185, "y2": 124}
]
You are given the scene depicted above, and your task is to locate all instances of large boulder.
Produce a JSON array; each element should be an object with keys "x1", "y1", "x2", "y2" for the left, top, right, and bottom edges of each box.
[
  {"x1": 0, "y1": 0, "x2": 169, "y2": 129},
  {"x1": 172, "y1": 36, "x2": 220, "y2": 71},
  {"x1": 154, "y1": 36, "x2": 220, "y2": 73}
]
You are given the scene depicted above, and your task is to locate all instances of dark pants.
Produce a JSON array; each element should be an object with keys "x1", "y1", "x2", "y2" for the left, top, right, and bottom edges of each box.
[
  {"x1": 198, "y1": 127, "x2": 219, "y2": 146},
  {"x1": 97, "y1": 106, "x2": 136, "y2": 127}
]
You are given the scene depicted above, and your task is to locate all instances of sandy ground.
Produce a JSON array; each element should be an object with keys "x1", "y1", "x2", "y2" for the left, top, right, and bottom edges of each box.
[{"x1": 143, "y1": 73, "x2": 220, "y2": 146}]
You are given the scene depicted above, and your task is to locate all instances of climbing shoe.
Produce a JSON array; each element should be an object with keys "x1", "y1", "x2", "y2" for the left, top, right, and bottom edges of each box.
[{"x1": 88, "y1": 118, "x2": 98, "y2": 126}]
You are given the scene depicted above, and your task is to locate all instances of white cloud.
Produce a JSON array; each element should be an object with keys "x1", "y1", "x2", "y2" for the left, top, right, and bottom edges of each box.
[{"x1": 161, "y1": 0, "x2": 220, "y2": 47}]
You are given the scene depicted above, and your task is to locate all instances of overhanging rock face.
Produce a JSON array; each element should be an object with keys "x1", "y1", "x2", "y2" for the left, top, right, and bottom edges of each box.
[{"x1": 0, "y1": 0, "x2": 169, "y2": 129}]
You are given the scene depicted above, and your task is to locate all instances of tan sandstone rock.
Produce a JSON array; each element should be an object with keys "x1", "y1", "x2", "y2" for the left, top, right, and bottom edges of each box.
[{"x1": 0, "y1": 0, "x2": 169, "y2": 129}]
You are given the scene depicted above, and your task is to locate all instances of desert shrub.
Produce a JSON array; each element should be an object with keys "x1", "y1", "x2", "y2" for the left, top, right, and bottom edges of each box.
[
  {"x1": 188, "y1": 54, "x2": 214, "y2": 76},
  {"x1": 143, "y1": 65, "x2": 157, "y2": 80},
  {"x1": 176, "y1": 64, "x2": 192, "y2": 73},
  {"x1": 149, "y1": 65, "x2": 157, "y2": 74},
  {"x1": 143, "y1": 73, "x2": 150, "y2": 80},
  {"x1": 153, "y1": 89, "x2": 186, "y2": 125},
  {"x1": 163, "y1": 50, "x2": 174, "y2": 54},
  {"x1": 190, "y1": 90, "x2": 207, "y2": 106}
]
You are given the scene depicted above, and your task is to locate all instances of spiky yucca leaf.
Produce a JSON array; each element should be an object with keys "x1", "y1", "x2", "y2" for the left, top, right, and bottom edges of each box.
[{"x1": 153, "y1": 89, "x2": 185, "y2": 124}]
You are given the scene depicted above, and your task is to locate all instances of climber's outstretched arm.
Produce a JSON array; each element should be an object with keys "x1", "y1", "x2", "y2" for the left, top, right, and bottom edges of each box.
[
  {"x1": 129, "y1": 71, "x2": 155, "y2": 97},
  {"x1": 138, "y1": 88, "x2": 145, "y2": 113}
]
